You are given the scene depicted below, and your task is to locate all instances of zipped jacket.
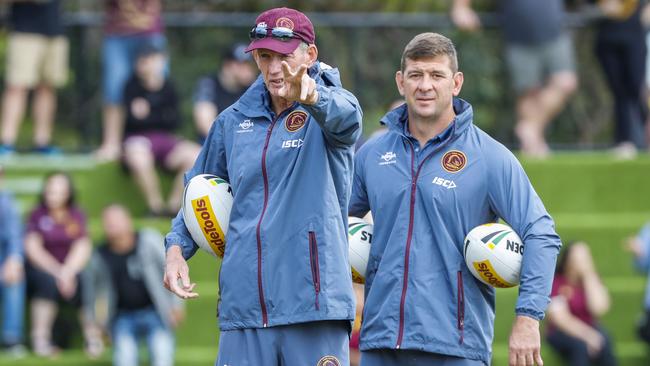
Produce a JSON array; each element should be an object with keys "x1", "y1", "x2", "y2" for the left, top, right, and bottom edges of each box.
[
  {"x1": 166, "y1": 62, "x2": 361, "y2": 330},
  {"x1": 349, "y1": 99, "x2": 561, "y2": 363}
]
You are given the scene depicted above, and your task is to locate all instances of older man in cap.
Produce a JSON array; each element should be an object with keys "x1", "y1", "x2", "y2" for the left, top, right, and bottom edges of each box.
[{"x1": 164, "y1": 7, "x2": 362, "y2": 366}]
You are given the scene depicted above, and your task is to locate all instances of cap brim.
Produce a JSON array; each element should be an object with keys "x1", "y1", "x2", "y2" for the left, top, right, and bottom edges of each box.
[{"x1": 245, "y1": 38, "x2": 301, "y2": 55}]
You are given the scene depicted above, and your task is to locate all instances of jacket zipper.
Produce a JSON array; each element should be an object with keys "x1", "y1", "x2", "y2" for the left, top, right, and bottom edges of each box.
[
  {"x1": 255, "y1": 114, "x2": 282, "y2": 327},
  {"x1": 309, "y1": 231, "x2": 321, "y2": 310},
  {"x1": 395, "y1": 142, "x2": 438, "y2": 349},
  {"x1": 457, "y1": 270, "x2": 465, "y2": 344}
]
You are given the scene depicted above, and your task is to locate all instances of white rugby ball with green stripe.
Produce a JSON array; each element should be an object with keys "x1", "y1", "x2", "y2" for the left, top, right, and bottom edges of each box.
[
  {"x1": 348, "y1": 216, "x2": 373, "y2": 284},
  {"x1": 182, "y1": 174, "x2": 233, "y2": 258},
  {"x1": 464, "y1": 223, "x2": 523, "y2": 288}
]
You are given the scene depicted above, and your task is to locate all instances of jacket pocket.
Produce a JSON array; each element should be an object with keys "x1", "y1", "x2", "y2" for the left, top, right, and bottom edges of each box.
[
  {"x1": 309, "y1": 231, "x2": 321, "y2": 310},
  {"x1": 457, "y1": 270, "x2": 465, "y2": 344}
]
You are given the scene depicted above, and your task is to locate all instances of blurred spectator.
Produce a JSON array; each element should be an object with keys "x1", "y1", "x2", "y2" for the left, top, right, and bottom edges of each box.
[
  {"x1": 24, "y1": 172, "x2": 102, "y2": 357},
  {"x1": 0, "y1": 165, "x2": 26, "y2": 357},
  {"x1": 122, "y1": 45, "x2": 200, "y2": 216},
  {"x1": 84, "y1": 205, "x2": 183, "y2": 366},
  {"x1": 626, "y1": 223, "x2": 650, "y2": 344},
  {"x1": 594, "y1": 0, "x2": 648, "y2": 159},
  {"x1": 0, "y1": 0, "x2": 68, "y2": 155},
  {"x1": 96, "y1": 0, "x2": 166, "y2": 161},
  {"x1": 193, "y1": 43, "x2": 256, "y2": 141},
  {"x1": 452, "y1": 0, "x2": 578, "y2": 158},
  {"x1": 546, "y1": 241, "x2": 617, "y2": 366},
  {"x1": 350, "y1": 283, "x2": 364, "y2": 366}
]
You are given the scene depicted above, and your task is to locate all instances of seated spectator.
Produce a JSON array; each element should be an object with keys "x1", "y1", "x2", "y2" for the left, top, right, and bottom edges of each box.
[
  {"x1": 0, "y1": 165, "x2": 26, "y2": 357},
  {"x1": 96, "y1": 0, "x2": 165, "y2": 161},
  {"x1": 122, "y1": 45, "x2": 200, "y2": 216},
  {"x1": 626, "y1": 223, "x2": 650, "y2": 344},
  {"x1": 546, "y1": 241, "x2": 617, "y2": 366},
  {"x1": 24, "y1": 172, "x2": 102, "y2": 357},
  {"x1": 84, "y1": 204, "x2": 183, "y2": 366},
  {"x1": 0, "y1": 0, "x2": 68, "y2": 155},
  {"x1": 193, "y1": 43, "x2": 256, "y2": 141}
]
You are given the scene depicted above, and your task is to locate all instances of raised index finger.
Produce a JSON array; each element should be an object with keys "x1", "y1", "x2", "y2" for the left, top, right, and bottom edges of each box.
[{"x1": 281, "y1": 61, "x2": 295, "y2": 78}]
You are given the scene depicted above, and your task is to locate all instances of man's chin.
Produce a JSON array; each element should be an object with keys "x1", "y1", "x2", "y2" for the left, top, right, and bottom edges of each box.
[
  {"x1": 411, "y1": 107, "x2": 437, "y2": 120},
  {"x1": 266, "y1": 86, "x2": 282, "y2": 97}
]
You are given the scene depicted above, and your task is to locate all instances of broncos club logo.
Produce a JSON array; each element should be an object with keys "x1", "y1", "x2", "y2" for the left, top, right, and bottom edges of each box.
[
  {"x1": 316, "y1": 356, "x2": 341, "y2": 366},
  {"x1": 441, "y1": 150, "x2": 467, "y2": 173},
  {"x1": 285, "y1": 110, "x2": 308, "y2": 132}
]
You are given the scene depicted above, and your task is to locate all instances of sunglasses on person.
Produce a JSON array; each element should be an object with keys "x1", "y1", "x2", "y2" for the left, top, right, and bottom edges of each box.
[{"x1": 249, "y1": 25, "x2": 299, "y2": 42}]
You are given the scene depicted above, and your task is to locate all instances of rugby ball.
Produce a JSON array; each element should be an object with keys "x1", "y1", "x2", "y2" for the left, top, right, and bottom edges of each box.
[
  {"x1": 348, "y1": 216, "x2": 373, "y2": 284},
  {"x1": 464, "y1": 223, "x2": 524, "y2": 288},
  {"x1": 182, "y1": 174, "x2": 233, "y2": 258}
]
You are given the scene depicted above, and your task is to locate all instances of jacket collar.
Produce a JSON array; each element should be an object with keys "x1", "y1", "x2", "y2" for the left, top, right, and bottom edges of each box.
[{"x1": 380, "y1": 97, "x2": 474, "y2": 143}]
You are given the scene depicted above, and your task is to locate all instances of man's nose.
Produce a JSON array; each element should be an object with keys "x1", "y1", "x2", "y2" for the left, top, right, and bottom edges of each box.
[
  {"x1": 418, "y1": 75, "x2": 434, "y2": 92},
  {"x1": 268, "y1": 56, "x2": 283, "y2": 75}
]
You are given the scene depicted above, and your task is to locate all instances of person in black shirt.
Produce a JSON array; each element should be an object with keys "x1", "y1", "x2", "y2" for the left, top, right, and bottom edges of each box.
[
  {"x1": 0, "y1": 0, "x2": 68, "y2": 155},
  {"x1": 594, "y1": 0, "x2": 648, "y2": 158},
  {"x1": 122, "y1": 45, "x2": 200, "y2": 216},
  {"x1": 85, "y1": 204, "x2": 184, "y2": 366},
  {"x1": 193, "y1": 43, "x2": 256, "y2": 141}
]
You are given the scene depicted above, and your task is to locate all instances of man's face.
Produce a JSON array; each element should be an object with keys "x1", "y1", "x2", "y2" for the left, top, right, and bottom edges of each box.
[
  {"x1": 102, "y1": 206, "x2": 134, "y2": 245},
  {"x1": 253, "y1": 46, "x2": 314, "y2": 98},
  {"x1": 396, "y1": 55, "x2": 463, "y2": 123}
]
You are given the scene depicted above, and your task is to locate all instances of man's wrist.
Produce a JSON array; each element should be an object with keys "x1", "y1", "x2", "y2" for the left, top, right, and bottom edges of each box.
[
  {"x1": 305, "y1": 90, "x2": 319, "y2": 105},
  {"x1": 166, "y1": 244, "x2": 183, "y2": 256}
]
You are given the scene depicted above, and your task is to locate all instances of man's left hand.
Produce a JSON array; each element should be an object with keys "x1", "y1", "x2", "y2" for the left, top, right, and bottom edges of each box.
[
  {"x1": 278, "y1": 61, "x2": 318, "y2": 105},
  {"x1": 509, "y1": 315, "x2": 543, "y2": 366}
]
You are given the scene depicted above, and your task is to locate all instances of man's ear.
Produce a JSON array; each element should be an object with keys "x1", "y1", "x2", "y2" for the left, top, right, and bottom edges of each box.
[
  {"x1": 452, "y1": 71, "x2": 464, "y2": 96},
  {"x1": 307, "y1": 44, "x2": 318, "y2": 66},
  {"x1": 395, "y1": 70, "x2": 405, "y2": 97}
]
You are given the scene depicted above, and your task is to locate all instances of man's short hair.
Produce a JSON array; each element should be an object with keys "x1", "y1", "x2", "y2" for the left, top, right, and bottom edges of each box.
[{"x1": 401, "y1": 32, "x2": 458, "y2": 73}]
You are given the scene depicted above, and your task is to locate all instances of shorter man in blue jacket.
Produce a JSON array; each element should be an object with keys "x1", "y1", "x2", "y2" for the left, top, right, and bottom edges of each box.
[
  {"x1": 349, "y1": 33, "x2": 561, "y2": 366},
  {"x1": 163, "y1": 7, "x2": 361, "y2": 366}
]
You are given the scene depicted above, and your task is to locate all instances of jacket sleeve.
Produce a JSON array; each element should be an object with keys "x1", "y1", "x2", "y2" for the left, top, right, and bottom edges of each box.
[
  {"x1": 4, "y1": 193, "x2": 23, "y2": 259},
  {"x1": 349, "y1": 145, "x2": 371, "y2": 218},
  {"x1": 485, "y1": 144, "x2": 562, "y2": 321},
  {"x1": 164, "y1": 116, "x2": 229, "y2": 259},
  {"x1": 81, "y1": 251, "x2": 109, "y2": 325},
  {"x1": 303, "y1": 83, "x2": 363, "y2": 148}
]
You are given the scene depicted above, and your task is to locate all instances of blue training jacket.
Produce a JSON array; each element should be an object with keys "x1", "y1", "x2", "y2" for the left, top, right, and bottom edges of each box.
[
  {"x1": 165, "y1": 62, "x2": 361, "y2": 330},
  {"x1": 349, "y1": 99, "x2": 561, "y2": 364}
]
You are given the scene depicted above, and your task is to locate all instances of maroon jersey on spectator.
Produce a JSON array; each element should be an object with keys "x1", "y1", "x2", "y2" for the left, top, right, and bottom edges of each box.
[
  {"x1": 104, "y1": 0, "x2": 163, "y2": 36},
  {"x1": 27, "y1": 205, "x2": 87, "y2": 263}
]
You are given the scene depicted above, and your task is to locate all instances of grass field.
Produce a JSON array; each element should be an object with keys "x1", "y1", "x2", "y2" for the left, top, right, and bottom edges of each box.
[{"x1": 2, "y1": 152, "x2": 650, "y2": 365}]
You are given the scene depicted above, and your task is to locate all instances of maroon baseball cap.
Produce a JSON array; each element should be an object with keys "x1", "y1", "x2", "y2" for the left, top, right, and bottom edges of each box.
[{"x1": 245, "y1": 7, "x2": 315, "y2": 55}]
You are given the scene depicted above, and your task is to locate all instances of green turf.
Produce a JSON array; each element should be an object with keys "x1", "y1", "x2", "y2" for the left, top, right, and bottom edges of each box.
[{"x1": 2, "y1": 153, "x2": 650, "y2": 364}]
